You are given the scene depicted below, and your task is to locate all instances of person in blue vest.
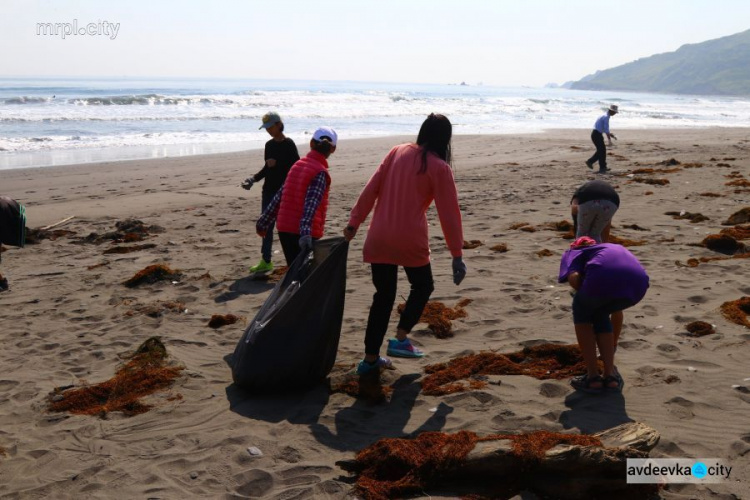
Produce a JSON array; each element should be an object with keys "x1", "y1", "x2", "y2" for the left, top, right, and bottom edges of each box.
[
  {"x1": 586, "y1": 104, "x2": 618, "y2": 173},
  {"x1": 256, "y1": 127, "x2": 337, "y2": 266}
]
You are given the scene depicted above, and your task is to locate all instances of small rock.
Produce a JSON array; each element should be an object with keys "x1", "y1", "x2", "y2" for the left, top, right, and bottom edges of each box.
[
  {"x1": 190, "y1": 472, "x2": 198, "y2": 479},
  {"x1": 247, "y1": 446, "x2": 263, "y2": 456},
  {"x1": 687, "y1": 366, "x2": 697, "y2": 372},
  {"x1": 52, "y1": 394, "x2": 64, "y2": 402}
]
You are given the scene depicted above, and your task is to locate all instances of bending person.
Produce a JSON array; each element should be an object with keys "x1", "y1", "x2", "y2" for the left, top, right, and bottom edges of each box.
[
  {"x1": 560, "y1": 237, "x2": 649, "y2": 393},
  {"x1": 571, "y1": 179, "x2": 619, "y2": 243},
  {"x1": 0, "y1": 196, "x2": 27, "y2": 292},
  {"x1": 344, "y1": 113, "x2": 466, "y2": 375},
  {"x1": 256, "y1": 127, "x2": 337, "y2": 266},
  {"x1": 570, "y1": 179, "x2": 624, "y2": 354}
]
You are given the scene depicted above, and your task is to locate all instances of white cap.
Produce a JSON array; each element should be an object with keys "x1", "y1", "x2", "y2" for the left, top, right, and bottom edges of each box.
[{"x1": 312, "y1": 126, "x2": 338, "y2": 146}]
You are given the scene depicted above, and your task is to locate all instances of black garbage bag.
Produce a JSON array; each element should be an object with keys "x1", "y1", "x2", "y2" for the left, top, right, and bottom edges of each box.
[
  {"x1": 0, "y1": 196, "x2": 26, "y2": 248},
  {"x1": 231, "y1": 237, "x2": 349, "y2": 392}
]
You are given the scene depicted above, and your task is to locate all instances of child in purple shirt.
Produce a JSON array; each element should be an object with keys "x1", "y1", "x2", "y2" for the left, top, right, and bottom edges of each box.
[{"x1": 559, "y1": 238, "x2": 649, "y2": 393}]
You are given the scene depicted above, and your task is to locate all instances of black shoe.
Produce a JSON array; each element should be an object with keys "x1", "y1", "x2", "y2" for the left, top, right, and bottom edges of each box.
[
  {"x1": 585, "y1": 161, "x2": 594, "y2": 170},
  {"x1": 0, "y1": 278, "x2": 8, "y2": 292},
  {"x1": 597, "y1": 168, "x2": 610, "y2": 174}
]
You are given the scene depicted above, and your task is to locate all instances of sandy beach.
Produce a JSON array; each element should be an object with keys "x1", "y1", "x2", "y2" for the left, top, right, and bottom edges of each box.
[{"x1": 1, "y1": 128, "x2": 749, "y2": 498}]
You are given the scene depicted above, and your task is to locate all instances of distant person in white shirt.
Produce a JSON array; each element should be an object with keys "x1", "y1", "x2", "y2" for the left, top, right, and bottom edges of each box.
[{"x1": 586, "y1": 105, "x2": 618, "y2": 173}]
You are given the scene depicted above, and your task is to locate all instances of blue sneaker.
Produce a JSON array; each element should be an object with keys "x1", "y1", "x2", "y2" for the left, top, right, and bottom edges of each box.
[
  {"x1": 386, "y1": 338, "x2": 425, "y2": 358},
  {"x1": 356, "y1": 356, "x2": 393, "y2": 375}
]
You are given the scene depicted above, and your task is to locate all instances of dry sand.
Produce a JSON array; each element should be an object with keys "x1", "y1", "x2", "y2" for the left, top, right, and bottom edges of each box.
[{"x1": 1, "y1": 129, "x2": 749, "y2": 499}]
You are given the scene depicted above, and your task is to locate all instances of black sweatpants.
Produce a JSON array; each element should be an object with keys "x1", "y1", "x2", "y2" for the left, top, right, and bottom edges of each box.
[
  {"x1": 364, "y1": 263, "x2": 434, "y2": 356},
  {"x1": 587, "y1": 130, "x2": 607, "y2": 170}
]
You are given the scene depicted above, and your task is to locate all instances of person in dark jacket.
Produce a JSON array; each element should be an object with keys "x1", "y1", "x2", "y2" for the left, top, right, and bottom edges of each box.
[
  {"x1": 0, "y1": 196, "x2": 27, "y2": 291},
  {"x1": 243, "y1": 112, "x2": 300, "y2": 274},
  {"x1": 570, "y1": 179, "x2": 620, "y2": 243}
]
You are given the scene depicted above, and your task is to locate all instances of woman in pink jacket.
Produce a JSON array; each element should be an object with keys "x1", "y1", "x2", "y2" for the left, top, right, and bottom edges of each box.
[{"x1": 344, "y1": 114, "x2": 466, "y2": 375}]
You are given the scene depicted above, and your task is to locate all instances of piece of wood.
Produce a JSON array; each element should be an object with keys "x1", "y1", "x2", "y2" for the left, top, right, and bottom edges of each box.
[
  {"x1": 458, "y1": 422, "x2": 659, "y2": 499},
  {"x1": 40, "y1": 215, "x2": 75, "y2": 231},
  {"x1": 341, "y1": 421, "x2": 661, "y2": 499}
]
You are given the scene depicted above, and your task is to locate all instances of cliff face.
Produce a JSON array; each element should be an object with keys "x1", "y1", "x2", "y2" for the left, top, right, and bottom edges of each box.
[{"x1": 570, "y1": 29, "x2": 750, "y2": 96}]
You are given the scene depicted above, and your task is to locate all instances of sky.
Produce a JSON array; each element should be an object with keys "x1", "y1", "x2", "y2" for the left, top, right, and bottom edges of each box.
[{"x1": 2, "y1": 0, "x2": 749, "y2": 87}]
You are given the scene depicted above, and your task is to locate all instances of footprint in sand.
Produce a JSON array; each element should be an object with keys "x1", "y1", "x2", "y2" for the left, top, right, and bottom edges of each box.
[
  {"x1": 687, "y1": 295, "x2": 709, "y2": 304},
  {"x1": 665, "y1": 396, "x2": 695, "y2": 420},
  {"x1": 483, "y1": 329, "x2": 506, "y2": 339},
  {"x1": 640, "y1": 304, "x2": 659, "y2": 317},
  {"x1": 657, "y1": 344, "x2": 680, "y2": 358},
  {"x1": 0, "y1": 380, "x2": 20, "y2": 393},
  {"x1": 539, "y1": 382, "x2": 570, "y2": 398},
  {"x1": 730, "y1": 440, "x2": 750, "y2": 457},
  {"x1": 617, "y1": 339, "x2": 651, "y2": 351},
  {"x1": 233, "y1": 469, "x2": 274, "y2": 497},
  {"x1": 278, "y1": 464, "x2": 332, "y2": 485},
  {"x1": 276, "y1": 446, "x2": 302, "y2": 464}
]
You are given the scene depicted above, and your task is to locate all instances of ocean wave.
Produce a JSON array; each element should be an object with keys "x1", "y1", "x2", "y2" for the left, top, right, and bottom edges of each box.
[
  {"x1": 68, "y1": 94, "x2": 248, "y2": 106},
  {"x1": 2, "y1": 82, "x2": 749, "y2": 162},
  {"x1": 0, "y1": 113, "x2": 271, "y2": 123},
  {"x1": 4, "y1": 96, "x2": 53, "y2": 104},
  {"x1": 0, "y1": 131, "x2": 258, "y2": 153}
]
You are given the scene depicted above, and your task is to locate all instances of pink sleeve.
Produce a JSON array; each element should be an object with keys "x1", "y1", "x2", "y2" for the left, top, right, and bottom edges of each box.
[
  {"x1": 347, "y1": 148, "x2": 393, "y2": 229},
  {"x1": 432, "y1": 164, "x2": 464, "y2": 258}
]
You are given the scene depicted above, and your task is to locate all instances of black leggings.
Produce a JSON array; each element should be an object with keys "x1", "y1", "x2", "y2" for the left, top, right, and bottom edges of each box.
[
  {"x1": 278, "y1": 231, "x2": 302, "y2": 266},
  {"x1": 364, "y1": 263, "x2": 434, "y2": 356},
  {"x1": 278, "y1": 231, "x2": 320, "y2": 266},
  {"x1": 587, "y1": 130, "x2": 607, "y2": 170}
]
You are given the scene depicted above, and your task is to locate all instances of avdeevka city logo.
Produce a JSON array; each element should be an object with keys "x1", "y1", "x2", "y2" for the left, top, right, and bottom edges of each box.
[
  {"x1": 626, "y1": 458, "x2": 731, "y2": 483},
  {"x1": 691, "y1": 462, "x2": 708, "y2": 479}
]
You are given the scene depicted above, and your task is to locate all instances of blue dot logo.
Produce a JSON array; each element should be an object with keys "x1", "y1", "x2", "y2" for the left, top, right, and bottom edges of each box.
[{"x1": 692, "y1": 462, "x2": 707, "y2": 479}]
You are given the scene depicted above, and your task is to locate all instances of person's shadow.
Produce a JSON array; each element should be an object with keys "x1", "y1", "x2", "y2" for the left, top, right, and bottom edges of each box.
[
  {"x1": 558, "y1": 389, "x2": 633, "y2": 433},
  {"x1": 214, "y1": 276, "x2": 274, "y2": 303},
  {"x1": 310, "y1": 373, "x2": 453, "y2": 452},
  {"x1": 224, "y1": 352, "x2": 452, "y2": 453}
]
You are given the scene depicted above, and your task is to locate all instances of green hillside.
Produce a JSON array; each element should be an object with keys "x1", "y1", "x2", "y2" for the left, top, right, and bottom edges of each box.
[{"x1": 570, "y1": 29, "x2": 750, "y2": 95}]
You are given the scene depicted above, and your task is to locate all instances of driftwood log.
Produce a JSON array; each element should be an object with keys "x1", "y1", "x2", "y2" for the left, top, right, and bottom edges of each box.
[
  {"x1": 338, "y1": 422, "x2": 660, "y2": 499},
  {"x1": 460, "y1": 422, "x2": 659, "y2": 499}
]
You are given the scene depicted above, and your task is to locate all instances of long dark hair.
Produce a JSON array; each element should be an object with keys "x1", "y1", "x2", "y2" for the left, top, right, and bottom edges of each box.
[{"x1": 416, "y1": 113, "x2": 452, "y2": 173}]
